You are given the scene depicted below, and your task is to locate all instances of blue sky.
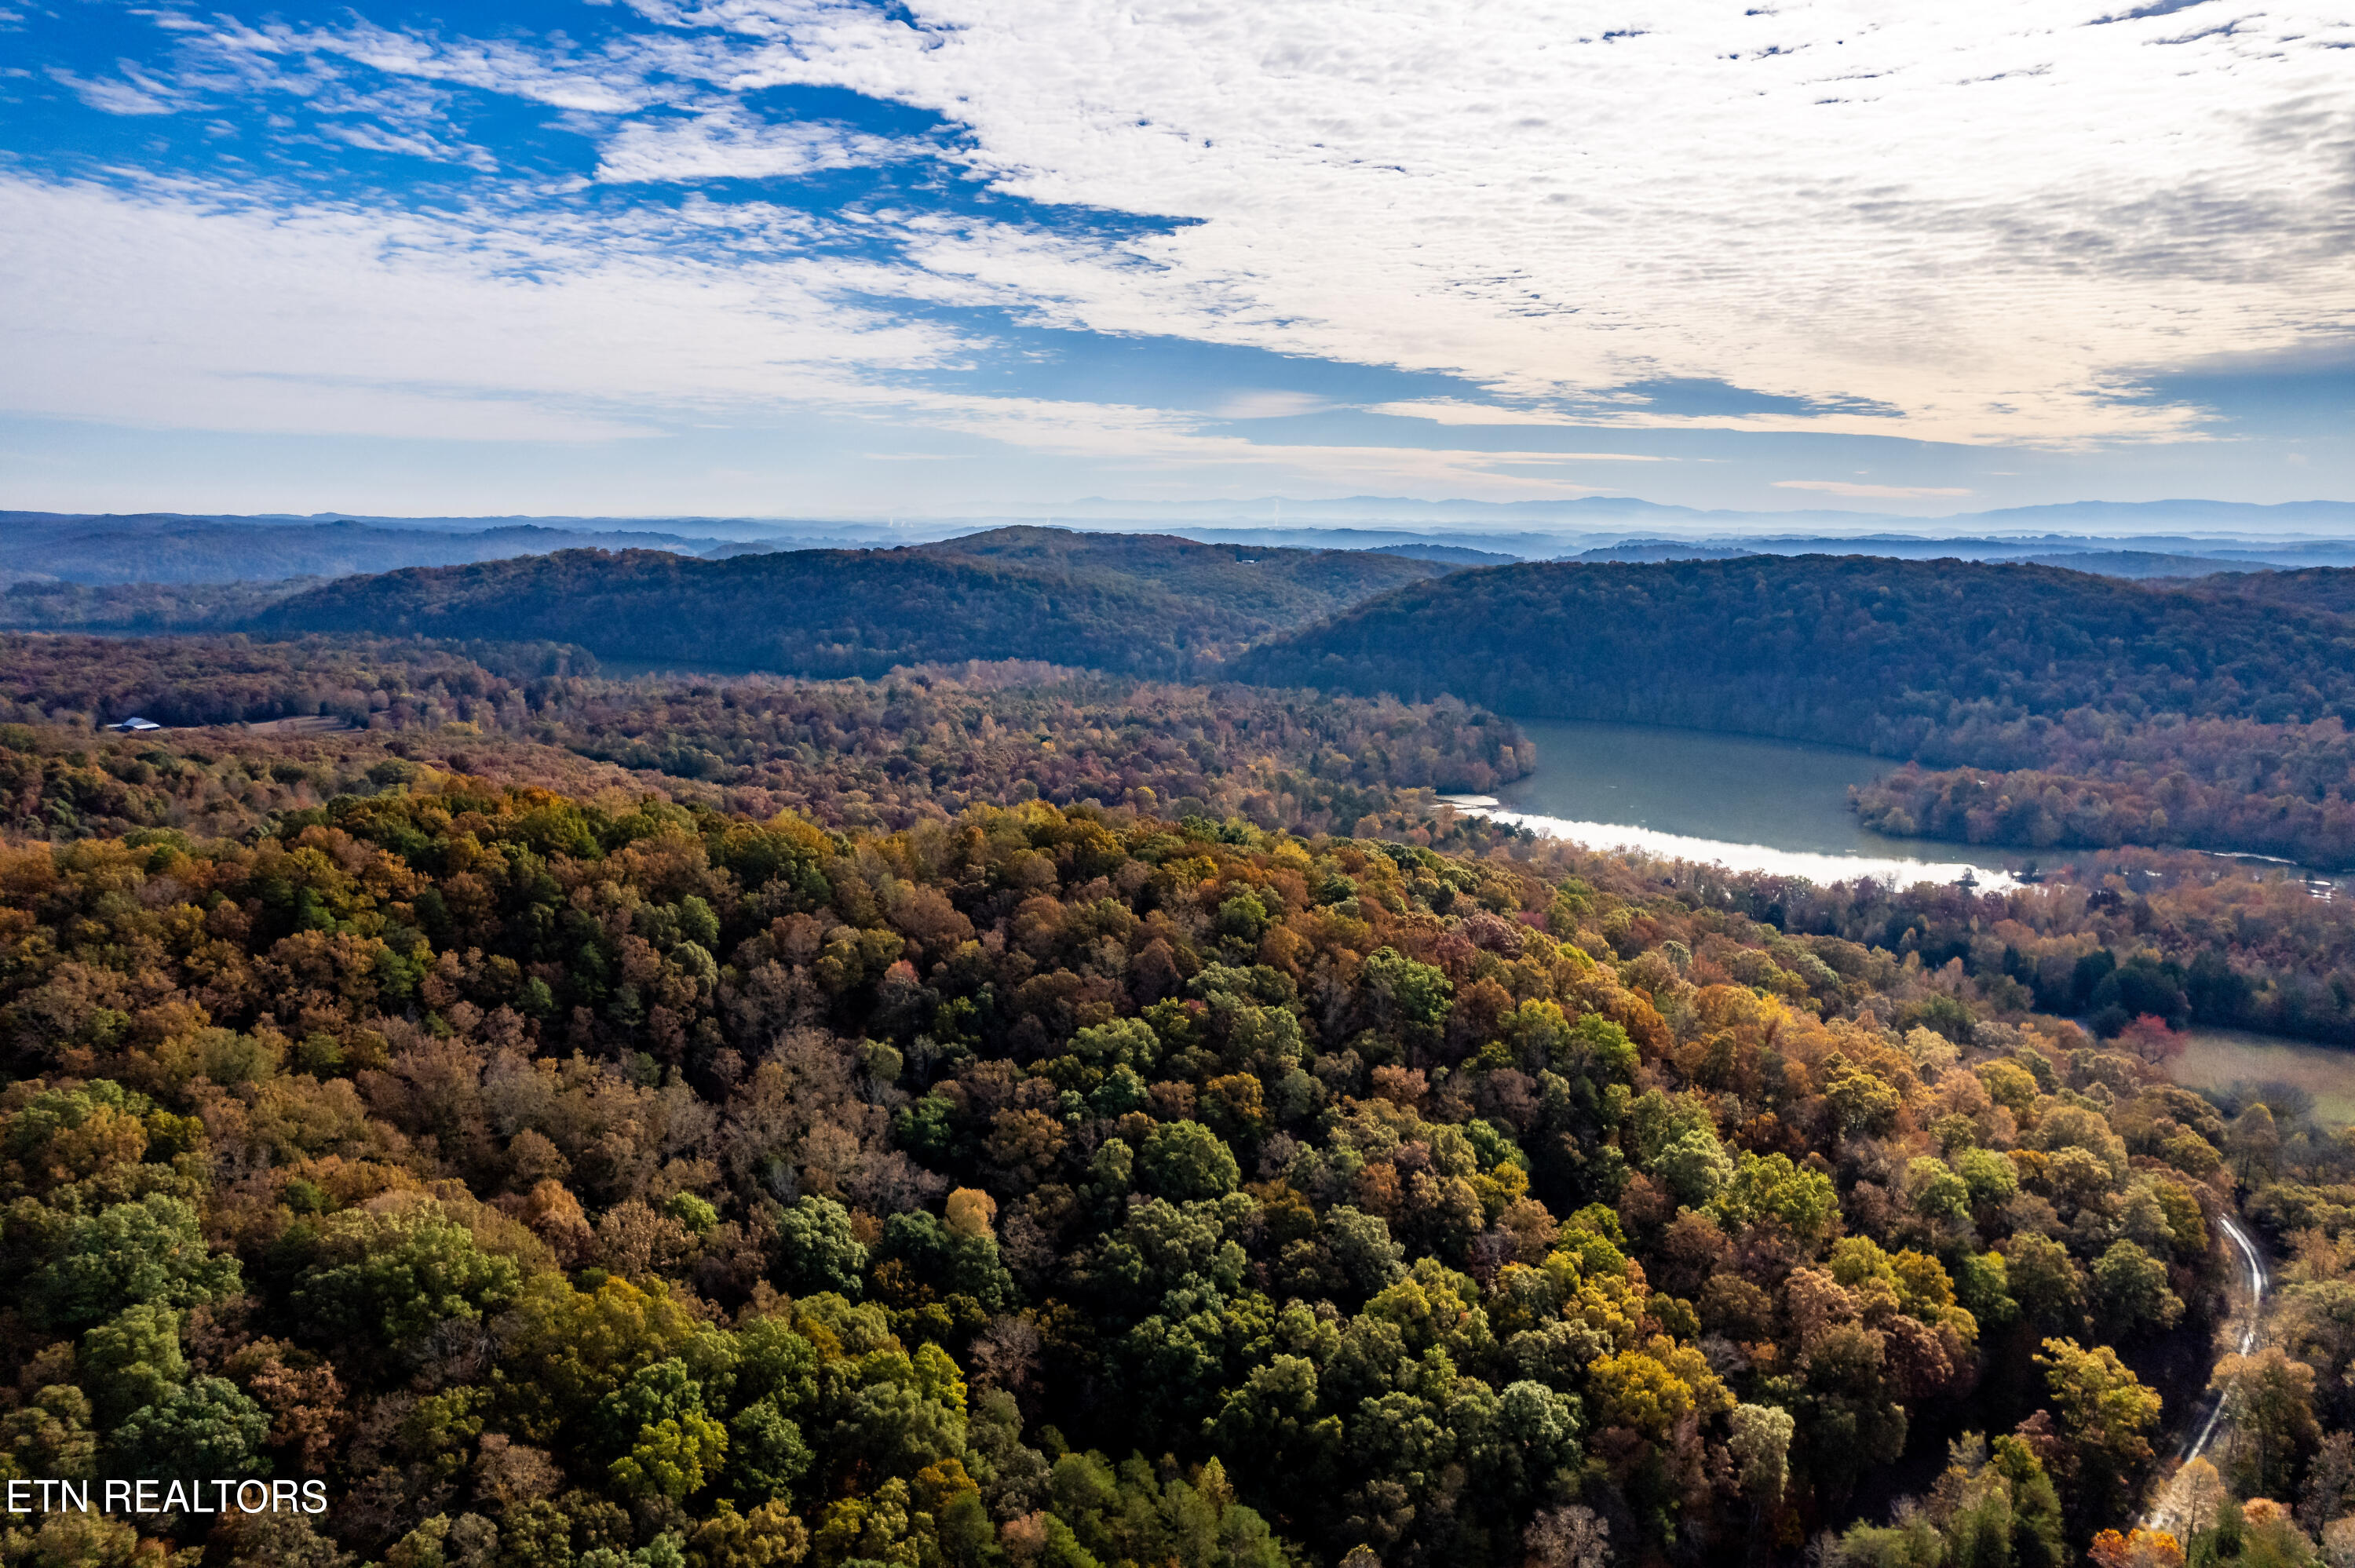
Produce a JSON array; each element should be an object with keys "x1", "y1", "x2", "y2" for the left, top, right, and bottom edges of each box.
[{"x1": 2, "y1": 0, "x2": 2350, "y2": 520}]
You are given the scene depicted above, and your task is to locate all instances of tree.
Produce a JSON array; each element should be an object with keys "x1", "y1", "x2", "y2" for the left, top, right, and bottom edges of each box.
[
  {"x1": 2214, "y1": 1347, "x2": 2321, "y2": 1501},
  {"x1": 2177, "y1": 1457, "x2": 2229, "y2": 1542},
  {"x1": 1832, "y1": 1514, "x2": 1944, "y2": 1568},
  {"x1": 109, "y1": 1375, "x2": 270, "y2": 1479},
  {"x1": 2004, "y1": 1234, "x2": 2087, "y2": 1333},
  {"x1": 775, "y1": 1195, "x2": 869, "y2": 1297},
  {"x1": 78, "y1": 1303, "x2": 187, "y2": 1424},
  {"x1": 686, "y1": 1500, "x2": 809, "y2": 1568},
  {"x1": 1822, "y1": 1057, "x2": 1902, "y2": 1136},
  {"x1": 0, "y1": 1383, "x2": 97, "y2": 1481},
  {"x1": 2087, "y1": 1529, "x2": 2185, "y2": 1568},
  {"x1": 727, "y1": 1396, "x2": 813, "y2": 1505},
  {"x1": 1361, "y1": 947, "x2": 1453, "y2": 1047},
  {"x1": 1992, "y1": 1432, "x2": 2068, "y2": 1568},
  {"x1": 2229, "y1": 1103, "x2": 2282, "y2": 1183},
  {"x1": 612, "y1": 1410, "x2": 729, "y2": 1501},
  {"x1": 1137, "y1": 1121, "x2": 1242, "y2": 1202},
  {"x1": 1729, "y1": 1402, "x2": 1795, "y2": 1508},
  {"x1": 1908, "y1": 1157, "x2": 1973, "y2": 1223},
  {"x1": 292, "y1": 1202, "x2": 523, "y2": 1350},
  {"x1": 1712, "y1": 1150, "x2": 1838, "y2": 1241},
  {"x1": 30, "y1": 1194, "x2": 239, "y2": 1328},
  {"x1": 1653, "y1": 1126, "x2": 1735, "y2": 1208},
  {"x1": 2090, "y1": 1240, "x2": 2185, "y2": 1340},
  {"x1": 1524, "y1": 1504, "x2": 1610, "y2": 1568},
  {"x1": 2300, "y1": 1431, "x2": 2355, "y2": 1536},
  {"x1": 2038, "y1": 1338, "x2": 2163, "y2": 1533},
  {"x1": 1324, "y1": 1207, "x2": 1406, "y2": 1297}
]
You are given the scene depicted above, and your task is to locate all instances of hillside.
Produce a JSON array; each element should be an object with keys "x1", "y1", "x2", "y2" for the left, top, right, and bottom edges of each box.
[
  {"x1": 0, "y1": 575, "x2": 320, "y2": 631},
  {"x1": 2191, "y1": 565, "x2": 2355, "y2": 618},
  {"x1": 918, "y1": 525, "x2": 1448, "y2": 622},
  {"x1": 1234, "y1": 554, "x2": 2355, "y2": 757},
  {"x1": 246, "y1": 529, "x2": 1450, "y2": 680},
  {"x1": 2019, "y1": 551, "x2": 2248, "y2": 580}
]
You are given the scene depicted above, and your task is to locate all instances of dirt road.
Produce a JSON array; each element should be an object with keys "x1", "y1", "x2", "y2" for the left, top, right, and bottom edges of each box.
[{"x1": 2141, "y1": 1212, "x2": 2269, "y2": 1535}]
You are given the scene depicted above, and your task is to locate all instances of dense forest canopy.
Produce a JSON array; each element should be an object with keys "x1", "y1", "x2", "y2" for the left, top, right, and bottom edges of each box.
[
  {"x1": 2194, "y1": 569, "x2": 2355, "y2": 622},
  {"x1": 244, "y1": 531, "x2": 1449, "y2": 682},
  {"x1": 6, "y1": 759, "x2": 2327, "y2": 1568},
  {"x1": 11, "y1": 633, "x2": 2355, "y2": 1048},
  {"x1": 0, "y1": 636, "x2": 1528, "y2": 845},
  {"x1": 910, "y1": 531, "x2": 1454, "y2": 629}
]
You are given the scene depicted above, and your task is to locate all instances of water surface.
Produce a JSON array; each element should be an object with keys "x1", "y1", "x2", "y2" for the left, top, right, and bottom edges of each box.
[{"x1": 1449, "y1": 717, "x2": 2032, "y2": 890}]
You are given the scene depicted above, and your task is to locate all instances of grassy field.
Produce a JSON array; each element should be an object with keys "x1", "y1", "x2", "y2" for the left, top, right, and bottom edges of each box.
[{"x1": 2171, "y1": 1026, "x2": 2355, "y2": 1125}]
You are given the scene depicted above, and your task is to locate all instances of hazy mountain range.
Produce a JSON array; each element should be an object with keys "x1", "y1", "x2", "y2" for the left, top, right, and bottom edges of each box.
[{"x1": 5, "y1": 497, "x2": 2352, "y2": 591}]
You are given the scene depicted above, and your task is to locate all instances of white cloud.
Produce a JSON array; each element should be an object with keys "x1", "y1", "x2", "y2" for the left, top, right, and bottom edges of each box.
[
  {"x1": 0, "y1": 174, "x2": 1623, "y2": 498},
  {"x1": 250, "y1": 20, "x2": 657, "y2": 114},
  {"x1": 626, "y1": 0, "x2": 2355, "y2": 447},
  {"x1": 13, "y1": 0, "x2": 2355, "y2": 504},
  {"x1": 1366, "y1": 399, "x2": 1586, "y2": 428},
  {"x1": 0, "y1": 174, "x2": 960, "y2": 442},
  {"x1": 321, "y1": 120, "x2": 497, "y2": 170},
  {"x1": 1775, "y1": 480, "x2": 1974, "y2": 499},
  {"x1": 1211, "y1": 391, "x2": 1332, "y2": 421},
  {"x1": 595, "y1": 111, "x2": 911, "y2": 182},
  {"x1": 47, "y1": 66, "x2": 180, "y2": 115}
]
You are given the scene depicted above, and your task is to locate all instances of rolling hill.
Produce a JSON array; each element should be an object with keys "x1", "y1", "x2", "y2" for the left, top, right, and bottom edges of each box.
[
  {"x1": 1230, "y1": 552, "x2": 2355, "y2": 759},
  {"x1": 245, "y1": 527, "x2": 1450, "y2": 679},
  {"x1": 2189, "y1": 565, "x2": 2355, "y2": 618}
]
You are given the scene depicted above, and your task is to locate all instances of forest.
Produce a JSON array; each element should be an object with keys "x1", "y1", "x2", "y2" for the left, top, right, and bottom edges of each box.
[
  {"x1": 22, "y1": 531, "x2": 2355, "y2": 863},
  {"x1": 1234, "y1": 556, "x2": 2355, "y2": 753},
  {"x1": 11, "y1": 630, "x2": 2355, "y2": 1047},
  {"x1": 1233, "y1": 556, "x2": 2355, "y2": 868},
  {"x1": 9, "y1": 749, "x2": 2338, "y2": 1568},
  {"x1": 0, "y1": 635, "x2": 1529, "y2": 847},
  {"x1": 1, "y1": 580, "x2": 319, "y2": 633},
  {"x1": 245, "y1": 531, "x2": 1449, "y2": 682}
]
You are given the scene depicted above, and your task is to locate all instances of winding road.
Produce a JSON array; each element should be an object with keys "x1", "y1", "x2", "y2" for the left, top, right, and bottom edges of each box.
[{"x1": 2142, "y1": 1212, "x2": 2269, "y2": 1535}]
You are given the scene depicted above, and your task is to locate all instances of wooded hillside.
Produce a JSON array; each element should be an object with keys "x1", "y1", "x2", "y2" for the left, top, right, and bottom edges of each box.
[
  {"x1": 246, "y1": 531, "x2": 1448, "y2": 682},
  {"x1": 1236, "y1": 556, "x2": 2355, "y2": 866}
]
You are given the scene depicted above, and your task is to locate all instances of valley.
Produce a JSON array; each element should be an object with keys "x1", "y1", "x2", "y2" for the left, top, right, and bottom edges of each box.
[{"x1": 4, "y1": 521, "x2": 2354, "y2": 1568}]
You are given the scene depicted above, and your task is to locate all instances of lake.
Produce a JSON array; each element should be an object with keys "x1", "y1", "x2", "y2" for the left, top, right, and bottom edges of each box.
[
  {"x1": 2172, "y1": 1026, "x2": 2355, "y2": 1125},
  {"x1": 1444, "y1": 717, "x2": 2034, "y2": 890}
]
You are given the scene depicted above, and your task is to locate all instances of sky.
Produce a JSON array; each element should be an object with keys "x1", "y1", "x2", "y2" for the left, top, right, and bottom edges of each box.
[{"x1": 2, "y1": 0, "x2": 2351, "y2": 520}]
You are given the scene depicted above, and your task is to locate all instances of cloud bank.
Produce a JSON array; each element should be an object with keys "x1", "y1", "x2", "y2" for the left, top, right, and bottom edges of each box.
[{"x1": 2, "y1": 0, "x2": 2350, "y2": 507}]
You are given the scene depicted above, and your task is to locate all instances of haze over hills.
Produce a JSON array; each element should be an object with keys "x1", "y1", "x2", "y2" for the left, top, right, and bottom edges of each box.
[
  {"x1": 0, "y1": 512, "x2": 752, "y2": 585},
  {"x1": 1004, "y1": 493, "x2": 2355, "y2": 537},
  {"x1": 12, "y1": 499, "x2": 2355, "y2": 595}
]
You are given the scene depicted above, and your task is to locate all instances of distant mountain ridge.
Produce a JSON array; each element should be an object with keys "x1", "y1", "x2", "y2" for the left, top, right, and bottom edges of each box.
[
  {"x1": 1013, "y1": 493, "x2": 2355, "y2": 534},
  {"x1": 10, "y1": 498, "x2": 2348, "y2": 591},
  {"x1": 0, "y1": 513, "x2": 749, "y2": 585}
]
